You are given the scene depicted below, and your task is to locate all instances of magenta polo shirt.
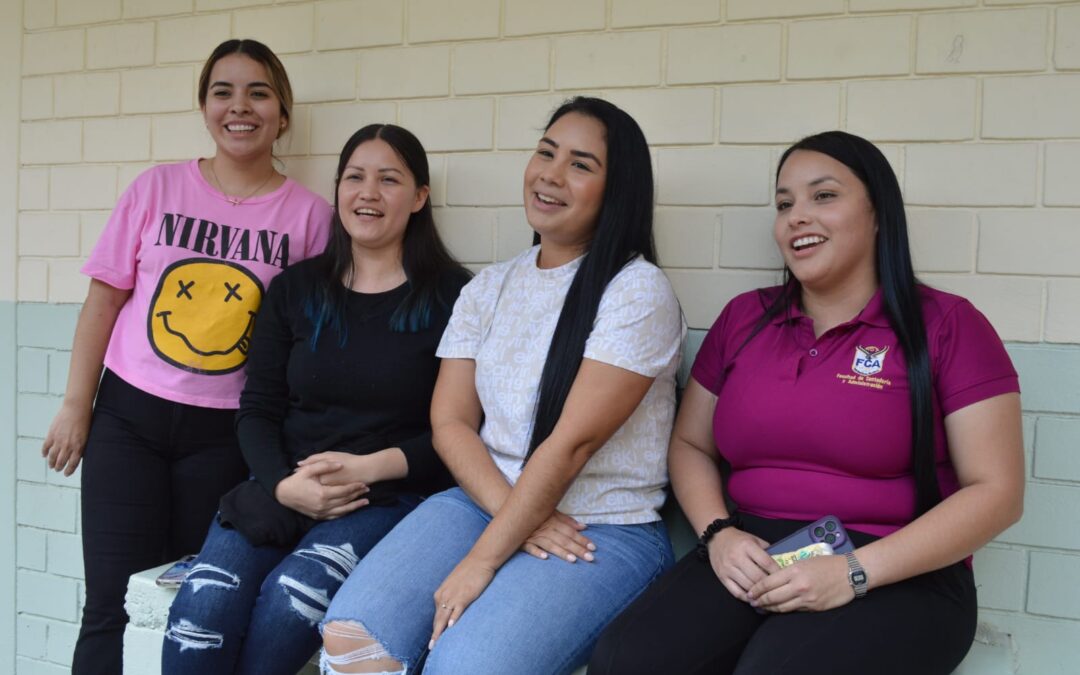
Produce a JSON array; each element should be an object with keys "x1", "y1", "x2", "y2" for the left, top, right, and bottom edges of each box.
[{"x1": 691, "y1": 285, "x2": 1019, "y2": 538}]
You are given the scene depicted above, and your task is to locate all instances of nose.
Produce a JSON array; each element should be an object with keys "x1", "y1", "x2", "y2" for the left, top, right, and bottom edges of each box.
[
  {"x1": 787, "y1": 201, "x2": 811, "y2": 229},
  {"x1": 357, "y1": 176, "x2": 379, "y2": 200},
  {"x1": 539, "y1": 159, "x2": 566, "y2": 186},
  {"x1": 229, "y1": 94, "x2": 252, "y2": 115}
]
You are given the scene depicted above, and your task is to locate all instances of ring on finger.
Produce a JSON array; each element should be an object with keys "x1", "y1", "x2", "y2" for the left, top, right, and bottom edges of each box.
[{"x1": 440, "y1": 603, "x2": 449, "y2": 610}]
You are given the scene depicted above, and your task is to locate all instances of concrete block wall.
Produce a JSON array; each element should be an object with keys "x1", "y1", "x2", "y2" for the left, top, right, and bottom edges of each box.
[{"x1": 7, "y1": 0, "x2": 1080, "y2": 672}]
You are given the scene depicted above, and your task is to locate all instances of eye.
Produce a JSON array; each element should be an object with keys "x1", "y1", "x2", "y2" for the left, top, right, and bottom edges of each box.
[
  {"x1": 814, "y1": 191, "x2": 837, "y2": 201},
  {"x1": 535, "y1": 148, "x2": 554, "y2": 159},
  {"x1": 775, "y1": 200, "x2": 792, "y2": 212},
  {"x1": 211, "y1": 89, "x2": 230, "y2": 98},
  {"x1": 381, "y1": 176, "x2": 400, "y2": 184},
  {"x1": 250, "y1": 90, "x2": 270, "y2": 99},
  {"x1": 343, "y1": 172, "x2": 362, "y2": 181},
  {"x1": 571, "y1": 160, "x2": 593, "y2": 172}
]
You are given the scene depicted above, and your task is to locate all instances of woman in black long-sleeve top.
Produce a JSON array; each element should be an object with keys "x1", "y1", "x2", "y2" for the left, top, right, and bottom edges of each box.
[{"x1": 162, "y1": 124, "x2": 469, "y2": 675}]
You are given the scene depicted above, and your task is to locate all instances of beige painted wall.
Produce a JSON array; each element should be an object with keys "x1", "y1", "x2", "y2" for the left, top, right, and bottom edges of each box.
[{"x1": 8, "y1": 0, "x2": 1080, "y2": 672}]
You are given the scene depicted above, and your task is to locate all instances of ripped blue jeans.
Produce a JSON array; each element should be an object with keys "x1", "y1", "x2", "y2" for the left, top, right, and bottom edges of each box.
[{"x1": 161, "y1": 494, "x2": 421, "y2": 675}]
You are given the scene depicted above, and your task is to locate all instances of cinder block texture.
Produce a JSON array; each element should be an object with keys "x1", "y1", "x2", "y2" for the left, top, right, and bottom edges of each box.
[
  {"x1": 846, "y1": 78, "x2": 976, "y2": 141},
  {"x1": 446, "y1": 153, "x2": 529, "y2": 206},
  {"x1": 50, "y1": 166, "x2": 119, "y2": 210},
  {"x1": 978, "y1": 210, "x2": 1080, "y2": 277},
  {"x1": 907, "y1": 209, "x2": 975, "y2": 273},
  {"x1": 719, "y1": 208, "x2": 785, "y2": 270},
  {"x1": 84, "y1": 117, "x2": 152, "y2": 163},
  {"x1": 433, "y1": 208, "x2": 495, "y2": 263},
  {"x1": 973, "y1": 545, "x2": 1027, "y2": 612},
  {"x1": 495, "y1": 209, "x2": 533, "y2": 262},
  {"x1": 58, "y1": 0, "x2": 121, "y2": 25},
  {"x1": 20, "y1": 168, "x2": 49, "y2": 210},
  {"x1": 124, "y1": 0, "x2": 195, "y2": 19},
  {"x1": 668, "y1": 270, "x2": 779, "y2": 329},
  {"x1": 24, "y1": 0, "x2": 57, "y2": 30},
  {"x1": 604, "y1": 88, "x2": 715, "y2": 146},
  {"x1": 18, "y1": 213, "x2": 81, "y2": 257},
  {"x1": 400, "y1": 99, "x2": 494, "y2": 152},
  {"x1": 1008, "y1": 345, "x2": 1080, "y2": 414},
  {"x1": 121, "y1": 66, "x2": 194, "y2": 114},
  {"x1": 358, "y1": 47, "x2": 449, "y2": 99},
  {"x1": 407, "y1": 0, "x2": 499, "y2": 42},
  {"x1": 787, "y1": 16, "x2": 911, "y2": 79},
  {"x1": 309, "y1": 102, "x2": 397, "y2": 155},
  {"x1": 612, "y1": 0, "x2": 719, "y2": 27},
  {"x1": 504, "y1": 0, "x2": 605, "y2": 36},
  {"x1": 452, "y1": 40, "x2": 550, "y2": 95},
  {"x1": 921, "y1": 274, "x2": 1043, "y2": 342},
  {"x1": 555, "y1": 32, "x2": 662, "y2": 89},
  {"x1": 315, "y1": 0, "x2": 403, "y2": 51},
  {"x1": 1045, "y1": 143, "x2": 1080, "y2": 206},
  {"x1": 151, "y1": 113, "x2": 217, "y2": 161},
  {"x1": 983, "y1": 75, "x2": 1080, "y2": 139},
  {"x1": 1046, "y1": 280, "x2": 1080, "y2": 344},
  {"x1": 20, "y1": 121, "x2": 82, "y2": 165},
  {"x1": 235, "y1": 5, "x2": 315, "y2": 54},
  {"x1": 657, "y1": 147, "x2": 772, "y2": 206},
  {"x1": 654, "y1": 208, "x2": 717, "y2": 269},
  {"x1": 904, "y1": 144, "x2": 1037, "y2": 206},
  {"x1": 87, "y1": 23, "x2": 155, "y2": 69},
  {"x1": 1034, "y1": 416, "x2": 1080, "y2": 482},
  {"x1": 54, "y1": 72, "x2": 121, "y2": 118},
  {"x1": 497, "y1": 94, "x2": 574, "y2": 150},
  {"x1": 1027, "y1": 552, "x2": 1080, "y2": 620},
  {"x1": 852, "y1": 0, "x2": 975, "y2": 10},
  {"x1": 667, "y1": 24, "x2": 782, "y2": 84},
  {"x1": 21, "y1": 77, "x2": 53, "y2": 120},
  {"x1": 720, "y1": 83, "x2": 840, "y2": 143},
  {"x1": 17, "y1": 570, "x2": 80, "y2": 621},
  {"x1": 284, "y1": 52, "x2": 359, "y2": 103},
  {"x1": 916, "y1": 9, "x2": 1047, "y2": 74},
  {"x1": 727, "y1": 0, "x2": 843, "y2": 20},
  {"x1": 23, "y1": 29, "x2": 84, "y2": 75},
  {"x1": 1056, "y1": 5, "x2": 1080, "y2": 70}
]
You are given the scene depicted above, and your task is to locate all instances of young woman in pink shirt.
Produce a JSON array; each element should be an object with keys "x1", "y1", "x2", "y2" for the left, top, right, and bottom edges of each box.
[
  {"x1": 40, "y1": 40, "x2": 330, "y2": 674},
  {"x1": 590, "y1": 131, "x2": 1024, "y2": 674}
]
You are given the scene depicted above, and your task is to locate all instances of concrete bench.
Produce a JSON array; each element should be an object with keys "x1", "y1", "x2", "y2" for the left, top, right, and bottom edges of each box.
[{"x1": 123, "y1": 500, "x2": 1014, "y2": 674}]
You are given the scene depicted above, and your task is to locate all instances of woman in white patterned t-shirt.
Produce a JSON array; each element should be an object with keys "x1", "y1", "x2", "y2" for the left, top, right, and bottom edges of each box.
[{"x1": 320, "y1": 96, "x2": 685, "y2": 675}]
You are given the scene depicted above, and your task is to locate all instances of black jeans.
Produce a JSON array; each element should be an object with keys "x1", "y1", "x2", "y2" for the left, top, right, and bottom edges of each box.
[
  {"x1": 72, "y1": 370, "x2": 248, "y2": 675},
  {"x1": 589, "y1": 513, "x2": 977, "y2": 675}
]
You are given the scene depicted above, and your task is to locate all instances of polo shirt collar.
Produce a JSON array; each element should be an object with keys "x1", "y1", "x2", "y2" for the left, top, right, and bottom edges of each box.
[{"x1": 770, "y1": 286, "x2": 891, "y2": 329}]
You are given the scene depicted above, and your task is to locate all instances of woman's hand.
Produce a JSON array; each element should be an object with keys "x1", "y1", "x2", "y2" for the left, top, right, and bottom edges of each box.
[
  {"x1": 748, "y1": 554, "x2": 854, "y2": 613},
  {"x1": 707, "y1": 527, "x2": 779, "y2": 602},
  {"x1": 522, "y1": 511, "x2": 595, "y2": 563},
  {"x1": 273, "y1": 461, "x2": 369, "y2": 520},
  {"x1": 298, "y1": 451, "x2": 376, "y2": 486},
  {"x1": 429, "y1": 556, "x2": 496, "y2": 649},
  {"x1": 41, "y1": 401, "x2": 93, "y2": 476}
]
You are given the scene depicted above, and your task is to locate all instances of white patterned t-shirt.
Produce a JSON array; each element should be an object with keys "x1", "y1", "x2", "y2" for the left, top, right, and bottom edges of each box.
[{"x1": 436, "y1": 245, "x2": 686, "y2": 524}]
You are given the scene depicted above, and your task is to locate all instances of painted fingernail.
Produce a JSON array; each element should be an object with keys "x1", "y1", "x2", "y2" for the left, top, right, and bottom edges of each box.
[
  {"x1": 584, "y1": 552, "x2": 595, "y2": 562},
  {"x1": 428, "y1": 640, "x2": 435, "y2": 650},
  {"x1": 448, "y1": 619, "x2": 455, "y2": 627},
  {"x1": 567, "y1": 554, "x2": 577, "y2": 562},
  {"x1": 540, "y1": 552, "x2": 548, "y2": 559},
  {"x1": 587, "y1": 543, "x2": 597, "y2": 551}
]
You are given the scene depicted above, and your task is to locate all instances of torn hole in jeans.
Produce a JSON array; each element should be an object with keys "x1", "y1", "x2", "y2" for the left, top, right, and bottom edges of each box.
[
  {"x1": 321, "y1": 621, "x2": 406, "y2": 675},
  {"x1": 164, "y1": 619, "x2": 224, "y2": 652}
]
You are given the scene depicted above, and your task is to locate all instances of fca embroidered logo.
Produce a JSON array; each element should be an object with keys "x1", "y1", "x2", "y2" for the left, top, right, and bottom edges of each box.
[{"x1": 852, "y1": 345, "x2": 889, "y2": 376}]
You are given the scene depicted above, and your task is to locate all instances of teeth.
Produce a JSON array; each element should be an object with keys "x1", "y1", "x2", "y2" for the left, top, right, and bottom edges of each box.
[
  {"x1": 355, "y1": 208, "x2": 382, "y2": 217},
  {"x1": 227, "y1": 124, "x2": 256, "y2": 132},
  {"x1": 536, "y1": 193, "x2": 564, "y2": 206},
  {"x1": 793, "y1": 235, "x2": 827, "y2": 250}
]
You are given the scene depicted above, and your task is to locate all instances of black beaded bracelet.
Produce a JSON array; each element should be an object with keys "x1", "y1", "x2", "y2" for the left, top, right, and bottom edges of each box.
[{"x1": 696, "y1": 513, "x2": 741, "y2": 561}]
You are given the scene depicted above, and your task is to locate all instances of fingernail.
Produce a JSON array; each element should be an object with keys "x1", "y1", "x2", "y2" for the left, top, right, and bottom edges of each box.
[
  {"x1": 428, "y1": 640, "x2": 435, "y2": 650},
  {"x1": 587, "y1": 543, "x2": 597, "y2": 551},
  {"x1": 540, "y1": 552, "x2": 548, "y2": 559},
  {"x1": 584, "y1": 552, "x2": 595, "y2": 562},
  {"x1": 448, "y1": 619, "x2": 455, "y2": 627},
  {"x1": 567, "y1": 554, "x2": 576, "y2": 562},
  {"x1": 749, "y1": 599, "x2": 758, "y2": 607}
]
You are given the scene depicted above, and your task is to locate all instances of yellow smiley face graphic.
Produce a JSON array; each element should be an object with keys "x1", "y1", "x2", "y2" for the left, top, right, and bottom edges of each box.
[{"x1": 148, "y1": 259, "x2": 265, "y2": 374}]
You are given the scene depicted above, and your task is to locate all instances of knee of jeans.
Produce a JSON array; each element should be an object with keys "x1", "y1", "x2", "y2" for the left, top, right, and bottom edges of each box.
[
  {"x1": 262, "y1": 542, "x2": 361, "y2": 628},
  {"x1": 165, "y1": 562, "x2": 243, "y2": 652},
  {"x1": 321, "y1": 621, "x2": 405, "y2": 674}
]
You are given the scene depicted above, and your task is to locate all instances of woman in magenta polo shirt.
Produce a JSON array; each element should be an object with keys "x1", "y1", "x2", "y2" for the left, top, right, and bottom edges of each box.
[{"x1": 589, "y1": 131, "x2": 1024, "y2": 674}]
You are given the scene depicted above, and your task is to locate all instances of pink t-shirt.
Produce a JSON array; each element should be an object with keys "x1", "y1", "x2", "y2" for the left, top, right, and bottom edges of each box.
[
  {"x1": 691, "y1": 285, "x2": 1019, "y2": 538},
  {"x1": 82, "y1": 159, "x2": 331, "y2": 408}
]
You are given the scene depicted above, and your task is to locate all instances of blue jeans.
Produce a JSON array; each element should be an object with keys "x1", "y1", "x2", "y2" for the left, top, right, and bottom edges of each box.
[
  {"x1": 162, "y1": 494, "x2": 421, "y2": 675},
  {"x1": 322, "y1": 488, "x2": 674, "y2": 675}
]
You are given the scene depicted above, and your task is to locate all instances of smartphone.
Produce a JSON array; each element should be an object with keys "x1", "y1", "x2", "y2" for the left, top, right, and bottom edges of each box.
[
  {"x1": 155, "y1": 554, "x2": 198, "y2": 588},
  {"x1": 766, "y1": 515, "x2": 854, "y2": 556}
]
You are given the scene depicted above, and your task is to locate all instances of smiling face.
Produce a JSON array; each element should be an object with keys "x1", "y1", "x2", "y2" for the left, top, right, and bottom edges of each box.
[
  {"x1": 336, "y1": 138, "x2": 429, "y2": 258},
  {"x1": 148, "y1": 260, "x2": 264, "y2": 374},
  {"x1": 523, "y1": 112, "x2": 608, "y2": 259},
  {"x1": 201, "y1": 54, "x2": 284, "y2": 164},
  {"x1": 774, "y1": 150, "x2": 879, "y2": 297}
]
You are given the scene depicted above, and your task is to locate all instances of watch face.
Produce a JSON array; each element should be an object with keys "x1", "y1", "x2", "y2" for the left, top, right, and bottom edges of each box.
[{"x1": 852, "y1": 570, "x2": 867, "y2": 585}]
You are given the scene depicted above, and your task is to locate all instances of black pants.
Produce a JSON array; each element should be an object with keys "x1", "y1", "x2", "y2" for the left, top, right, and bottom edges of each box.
[
  {"x1": 72, "y1": 370, "x2": 249, "y2": 675},
  {"x1": 589, "y1": 513, "x2": 977, "y2": 675}
]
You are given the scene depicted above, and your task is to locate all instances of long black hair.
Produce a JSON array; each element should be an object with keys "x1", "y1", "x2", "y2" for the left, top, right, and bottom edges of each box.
[
  {"x1": 524, "y1": 97, "x2": 658, "y2": 462},
  {"x1": 305, "y1": 124, "x2": 467, "y2": 347},
  {"x1": 753, "y1": 131, "x2": 940, "y2": 517}
]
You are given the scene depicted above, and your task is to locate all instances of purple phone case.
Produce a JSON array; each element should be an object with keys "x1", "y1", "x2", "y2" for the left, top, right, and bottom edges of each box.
[{"x1": 766, "y1": 515, "x2": 854, "y2": 556}]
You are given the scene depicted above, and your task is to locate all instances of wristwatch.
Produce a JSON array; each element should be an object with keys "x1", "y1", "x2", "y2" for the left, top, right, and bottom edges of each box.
[{"x1": 844, "y1": 552, "x2": 868, "y2": 599}]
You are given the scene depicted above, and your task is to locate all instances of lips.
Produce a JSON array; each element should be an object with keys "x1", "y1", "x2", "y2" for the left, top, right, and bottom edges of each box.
[
  {"x1": 225, "y1": 123, "x2": 257, "y2": 133},
  {"x1": 532, "y1": 191, "x2": 568, "y2": 212},
  {"x1": 353, "y1": 207, "x2": 384, "y2": 218},
  {"x1": 792, "y1": 235, "x2": 828, "y2": 251}
]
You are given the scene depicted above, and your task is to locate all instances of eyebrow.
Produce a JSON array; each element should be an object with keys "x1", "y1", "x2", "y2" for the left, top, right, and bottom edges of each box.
[
  {"x1": 539, "y1": 136, "x2": 604, "y2": 168},
  {"x1": 345, "y1": 165, "x2": 405, "y2": 175},
  {"x1": 210, "y1": 80, "x2": 273, "y2": 90},
  {"x1": 775, "y1": 175, "x2": 841, "y2": 194}
]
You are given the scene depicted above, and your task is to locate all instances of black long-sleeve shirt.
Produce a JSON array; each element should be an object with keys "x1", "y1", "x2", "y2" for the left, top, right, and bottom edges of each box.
[{"x1": 236, "y1": 258, "x2": 468, "y2": 503}]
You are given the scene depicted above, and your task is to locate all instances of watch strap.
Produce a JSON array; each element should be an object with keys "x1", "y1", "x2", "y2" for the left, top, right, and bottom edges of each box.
[{"x1": 844, "y1": 552, "x2": 868, "y2": 599}]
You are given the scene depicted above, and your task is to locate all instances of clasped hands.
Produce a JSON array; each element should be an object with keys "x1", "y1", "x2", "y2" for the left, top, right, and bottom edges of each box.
[
  {"x1": 273, "y1": 451, "x2": 377, "y2": 520},
  {"x1": 708, "y1": 528, "x2": 855, "y2": 613}
]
